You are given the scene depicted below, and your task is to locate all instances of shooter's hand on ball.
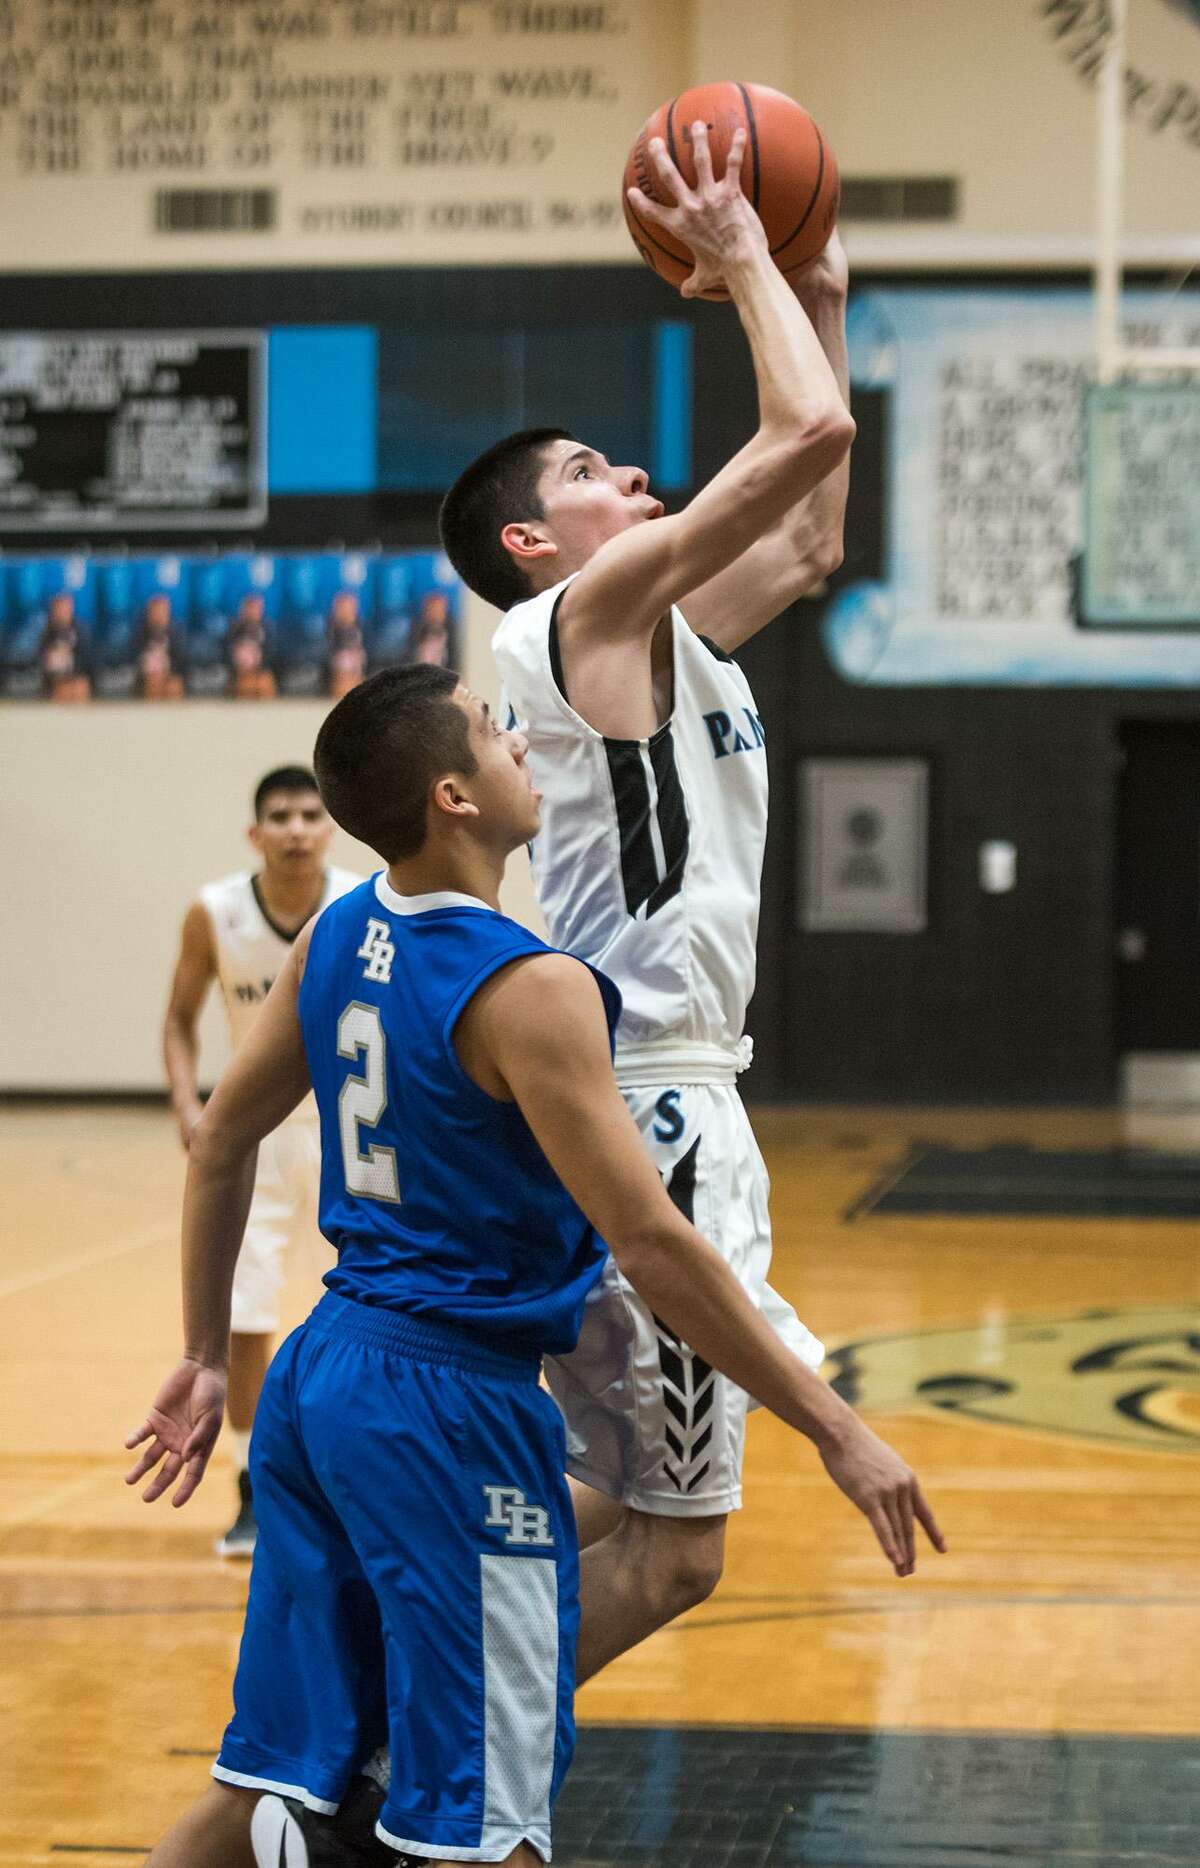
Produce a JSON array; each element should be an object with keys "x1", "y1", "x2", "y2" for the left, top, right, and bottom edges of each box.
[
  {"x1": 124, "y1": 1357, "x2": 227, "y2": 1507},
  {"x1": 626, "y1": 121, "x2": 765, "y2": 299}
]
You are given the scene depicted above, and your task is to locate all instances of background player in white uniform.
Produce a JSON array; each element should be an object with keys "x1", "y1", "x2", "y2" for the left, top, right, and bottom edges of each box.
[
  {"x1": 441, "y1": 127, "x2": 859, "y2": 1680},
  {"x1": 162, "y1": 765, "x2": 361, "y2": 1555}
]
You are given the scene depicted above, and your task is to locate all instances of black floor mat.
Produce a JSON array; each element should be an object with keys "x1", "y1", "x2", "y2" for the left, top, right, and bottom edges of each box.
[
  {"x1": 555, "y1": 1723, "x2": 1200, "y2": 1867},
  {"x1": 849, "y1": 1144, "x2": 1200, "y2": 1221}
]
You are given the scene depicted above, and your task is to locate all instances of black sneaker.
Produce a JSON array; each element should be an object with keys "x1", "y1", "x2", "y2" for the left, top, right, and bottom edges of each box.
[
  {"x1": 215, "y1": 1468, "x2": 257, "y2": 1559},
  {"x1": 250, "y1": 1776, "x2": 399, "y2": 1866}
]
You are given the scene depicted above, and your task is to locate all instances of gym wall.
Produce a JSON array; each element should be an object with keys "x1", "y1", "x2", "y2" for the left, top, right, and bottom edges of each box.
[
  {"x1": 0, "y1": 589, "x2": 515, "y2": 1095},
  {"x1": 2, "y1": 1, "x2": 1199, "y2": 1096},
  {"x1": 2, "y1": 2, "x2": 1197, "y2": 275}
]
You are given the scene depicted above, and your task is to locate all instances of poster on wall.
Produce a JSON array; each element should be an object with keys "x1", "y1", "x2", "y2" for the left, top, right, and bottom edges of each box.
[
  {"x1": 827, "y1": 285, "x2": 1200, "y2": 688},
  {"x1": 0, "y1": 547, "x2": 460, "y2": 703},
  {"x1": 799, "y1": 758, "x2": 928, "y2": 934},
  {"x1": 0, "y1": 1, "x2": 679, "y2": 272},
  {"x1": 1082, "y1": 382, "x2": 1200, "y2": 628}
]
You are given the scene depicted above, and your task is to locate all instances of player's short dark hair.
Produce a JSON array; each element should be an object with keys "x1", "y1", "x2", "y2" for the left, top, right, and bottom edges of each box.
[
  {"x1": 439, "y1": 427, "x2": 574, "y2": 612},
  {"x1": 313, "y1": 663, "x2": 477, "y2": 863},
  {"x1": 253, "y1": 765, "x2": 321, "y2": 821}
]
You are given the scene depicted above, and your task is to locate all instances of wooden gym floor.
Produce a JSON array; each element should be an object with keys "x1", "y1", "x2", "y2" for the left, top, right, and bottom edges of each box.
[{"x1": 1, "y1": 1102, "x2": 1198, "y2": 1866}]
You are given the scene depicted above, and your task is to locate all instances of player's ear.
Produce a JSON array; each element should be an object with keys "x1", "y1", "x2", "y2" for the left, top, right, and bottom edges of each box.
[
  {"x1": 431, "y1": 774, "x2": 480, "y2": 824},
  {"x1": 247, "y1": 820, "x2": 264, "y2": 853},
  {"x1": 501, "y1": 521, "x2": 558, "y2": 570}
]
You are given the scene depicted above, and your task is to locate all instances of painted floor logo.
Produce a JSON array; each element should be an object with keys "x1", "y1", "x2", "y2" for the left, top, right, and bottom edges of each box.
[{"x1": 827, "y1": 1307, "x2": 1200, "y2": 1451}]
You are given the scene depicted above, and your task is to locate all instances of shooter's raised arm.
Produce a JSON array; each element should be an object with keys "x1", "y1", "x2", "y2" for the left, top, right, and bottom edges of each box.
[
  {"x1": 556, "y1": 122, "x2": 855, "y2": 647},
  {"x1": 682, "y1": 231, "x2": 852, "y2": 649}
]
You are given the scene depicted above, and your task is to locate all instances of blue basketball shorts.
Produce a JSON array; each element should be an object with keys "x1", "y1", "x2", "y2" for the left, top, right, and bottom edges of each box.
[{"x1": 211, "y1": 1291, "x2": 579, "y2": 1862}]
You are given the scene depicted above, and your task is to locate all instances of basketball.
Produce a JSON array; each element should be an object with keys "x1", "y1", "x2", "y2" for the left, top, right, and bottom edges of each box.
[{"x1": 623, "y1": 81, "x2": 840, "y2": 299}]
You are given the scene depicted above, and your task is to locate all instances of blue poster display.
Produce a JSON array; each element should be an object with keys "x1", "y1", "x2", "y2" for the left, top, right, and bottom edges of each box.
[
  {"x1": 94, "y1": 556, "x2": 192, "y2": 700},
  {"x1": 0, "y1": 547, "x2": 461, "y2": 702},
  {"x1": 3, "y1": 554, "x2": 97, "y2": 700}
]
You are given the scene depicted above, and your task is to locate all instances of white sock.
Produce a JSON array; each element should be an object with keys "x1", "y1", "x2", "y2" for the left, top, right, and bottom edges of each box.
[
  {"x1": 362, "y1": 1747, "x2": 391, "y2": 1791},
  {"x1": 229, "y1": 1429, "x2": 251, "y2": 1473}
]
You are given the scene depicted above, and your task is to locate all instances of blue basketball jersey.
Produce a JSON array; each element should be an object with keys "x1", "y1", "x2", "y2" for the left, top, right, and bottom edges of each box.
[{"x1": 298, "y1": 875, "x2": 621, "y2": 1355}]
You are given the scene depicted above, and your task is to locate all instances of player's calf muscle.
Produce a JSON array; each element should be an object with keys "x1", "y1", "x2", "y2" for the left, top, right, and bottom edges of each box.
[{"x1": 143, "y1": 1781, "x2": 255, "y2": 1867}]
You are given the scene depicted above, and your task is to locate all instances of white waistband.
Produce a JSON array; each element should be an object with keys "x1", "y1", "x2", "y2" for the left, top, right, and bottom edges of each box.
[{"x1": 613, "y1": 1035, "x2": 754, "y2": 1088}]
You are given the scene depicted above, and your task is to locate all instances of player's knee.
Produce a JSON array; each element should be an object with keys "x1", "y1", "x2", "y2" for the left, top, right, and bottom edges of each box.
[
  {"x1": 641, "y1": 1520, "x2": 726, "y2": 1618},
  {"x1": 663, "y1": 1540, "x2": 724, "y2": 1613}
]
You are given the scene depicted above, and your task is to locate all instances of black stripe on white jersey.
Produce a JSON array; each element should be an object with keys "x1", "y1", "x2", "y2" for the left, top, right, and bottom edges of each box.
[
  {"x1": 604, "y1": 723, "x2": 689, "y2": 920},
  {"x1": 646, "y1": 728, "x2": 688, "y2": 915},
  {"x1": 654, "y1": 1138, "x2": 716, "y2": 1495},
  {"x1": 547, "y1": 598, "x2": 690, "y2": 921}
]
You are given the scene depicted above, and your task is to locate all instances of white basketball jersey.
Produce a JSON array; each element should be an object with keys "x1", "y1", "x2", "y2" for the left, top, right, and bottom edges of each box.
[
  {"x1": 493, "y1": 577, "x2": 767, "y2": 1050},
  {"x1": 200, "y1": 866, "x2": 362, "y2": 1066}
]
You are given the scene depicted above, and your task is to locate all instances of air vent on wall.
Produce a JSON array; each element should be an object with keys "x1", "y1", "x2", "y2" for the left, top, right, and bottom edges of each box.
[
  {"x1": 839, "y1": 176, "x2": 959, "y2": 222},
  {"x1": 154, "y1": 189, "x2": 278, "y2": 234}
]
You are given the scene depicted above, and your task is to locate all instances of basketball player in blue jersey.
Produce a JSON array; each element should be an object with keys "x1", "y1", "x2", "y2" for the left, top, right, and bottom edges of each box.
[
  {"x1": 126, "y1": 664, "x2": 940, "y2": 1868},
  {"x1": 438, "y1": 127, "x2": 865, "y2": 1683}
]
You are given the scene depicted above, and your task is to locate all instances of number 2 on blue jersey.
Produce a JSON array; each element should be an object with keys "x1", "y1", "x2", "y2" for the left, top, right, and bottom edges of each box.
[{"x1": 336, "y1": 1001, "x2": 401, "y2": 1203}]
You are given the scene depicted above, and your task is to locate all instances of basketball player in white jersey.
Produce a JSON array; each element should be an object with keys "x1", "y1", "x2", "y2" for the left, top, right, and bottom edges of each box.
[
  {"x1": 163, "y1": 765, "x2": 361, "y2": 1555},
  {"x1": 440, "y1": 127, "x2": 867, "y2": 1680}
]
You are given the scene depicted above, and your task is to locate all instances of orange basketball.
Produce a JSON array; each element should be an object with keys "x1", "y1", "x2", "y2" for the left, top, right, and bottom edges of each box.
[{"x1": 623, "y1": 81, "x2": 839, "y2": 300}]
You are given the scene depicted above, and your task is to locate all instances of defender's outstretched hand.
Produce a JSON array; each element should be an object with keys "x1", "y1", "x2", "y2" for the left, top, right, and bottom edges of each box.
[
  {"x1": 124, "y1": 1358, "x2": 227, "y2": 1507},
  {"x1": 819, "y1": 1416, "x2": 946, "y2": 1577},
  {"x1": 626, "y1": 121, "x2": 765, "y2": 299}
]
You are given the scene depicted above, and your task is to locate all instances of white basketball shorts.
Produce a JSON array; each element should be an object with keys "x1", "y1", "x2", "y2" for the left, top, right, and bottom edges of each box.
[
  {"x1": 230, "y1": 1119, "x2": 329, "y2": 1335},
  {"x1": 544, "y1": 1078, "x2": 825, "y2": 1517}
]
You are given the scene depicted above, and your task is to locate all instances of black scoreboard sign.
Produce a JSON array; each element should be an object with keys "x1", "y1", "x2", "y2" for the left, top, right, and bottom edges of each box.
[{"x1": 0, "y1": 332, "x2": 266, "y2": 531}]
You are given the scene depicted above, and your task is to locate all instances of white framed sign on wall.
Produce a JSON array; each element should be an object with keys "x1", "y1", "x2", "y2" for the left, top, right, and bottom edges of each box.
[{"x1": 800, "y1": 757, "x2": 929, "y2": 933}]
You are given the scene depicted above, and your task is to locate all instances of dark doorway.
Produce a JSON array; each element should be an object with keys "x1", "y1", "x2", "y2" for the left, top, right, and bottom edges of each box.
[{"x1": 1115, "y1": 721, "x2": 1200, "y2": 1053}]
